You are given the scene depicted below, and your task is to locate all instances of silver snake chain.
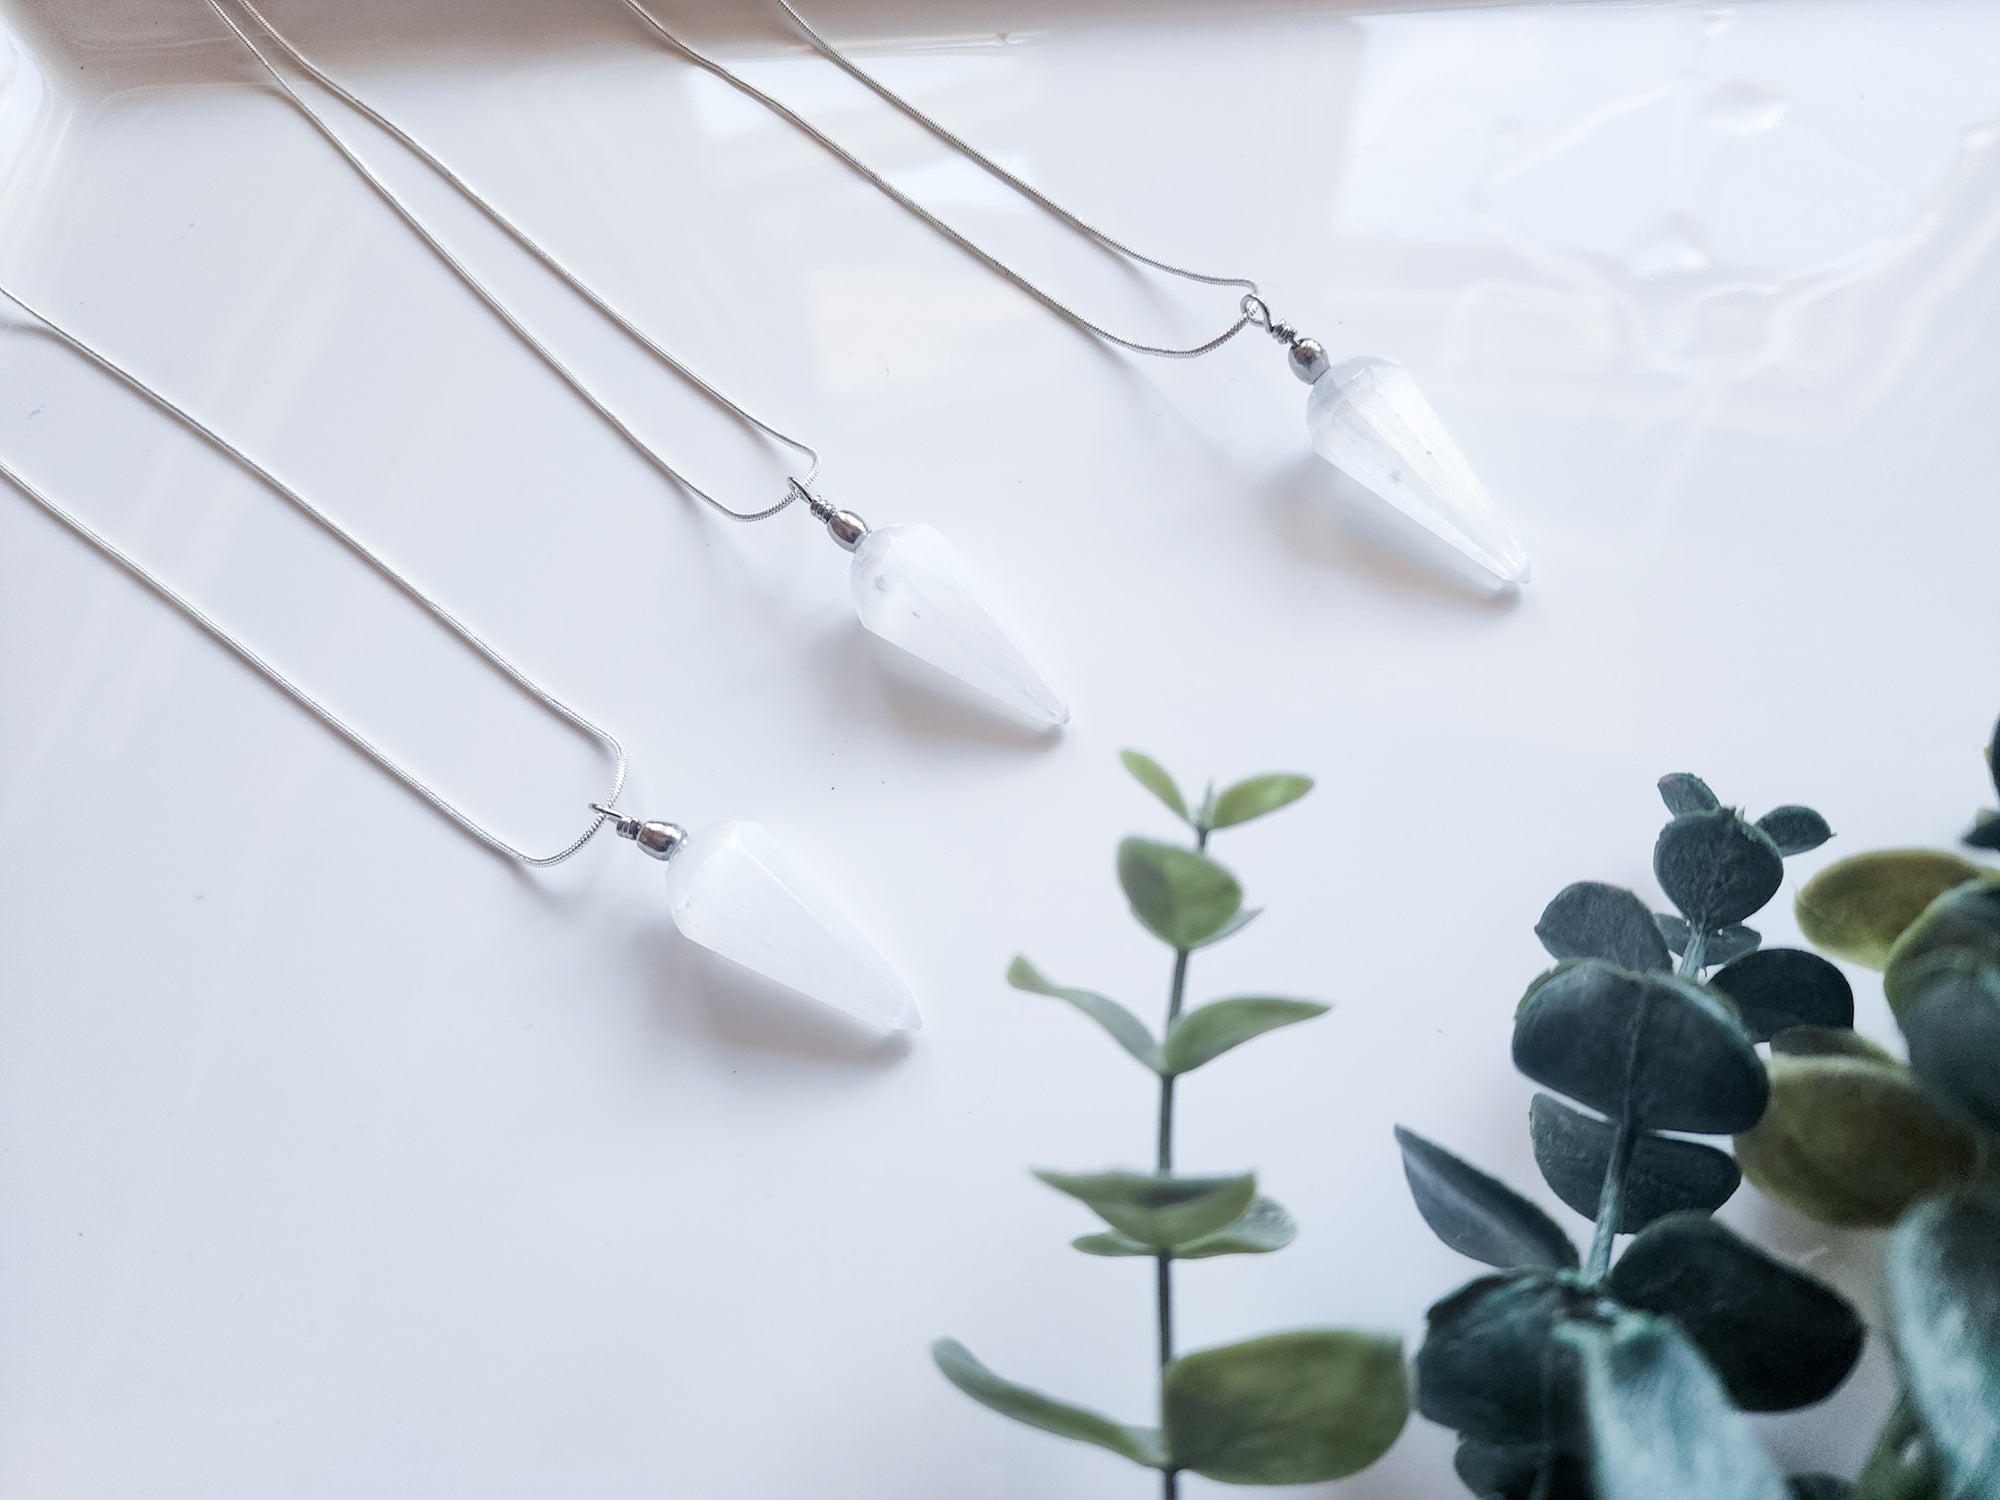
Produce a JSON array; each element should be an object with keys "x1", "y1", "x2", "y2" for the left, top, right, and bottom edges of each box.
[
  {"x1": 620, "y1": 0, "x2": 1273, "y2": 359},
  {"x1": 0, "y1": 284, "x2": 628, "y2": 867},
  {"x1": 209, "y1": 0, "x2": 823, "y2": 526}
]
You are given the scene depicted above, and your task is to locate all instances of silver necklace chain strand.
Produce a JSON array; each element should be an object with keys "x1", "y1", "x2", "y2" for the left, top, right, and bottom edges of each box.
[
  {"x1": 209, "y1": 0, "x2": 819, "y2": 524},
  {"x1": 1, "y1": 284, "x2": 627, "y2": 867},
  {"x1": 620, "y1": 0, "x2": 1266, "y2": 360}
]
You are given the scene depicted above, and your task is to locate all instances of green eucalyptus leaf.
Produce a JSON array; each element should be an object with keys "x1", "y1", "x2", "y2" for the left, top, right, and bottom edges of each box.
[
  {"x1": 1655, "y1": 810, "x2": 1786, "y2": 929},
  {"x1": 1174, "y1": 1195, "x2": 1297, "y2": 1259},
  {"x1": 1417, "y1": 1270, "x2": 1592, "y2": 1447},
  {"x1": 1117, "y1": 838, "x2": 1243, "y2": 950},
  {"x1": 1562, "y1": 1313, "x2": 1791, "y2": 1500},
  {"x1": 1454, "y1": 1439, "x2": 1593, "y2": 1500},
  {"x1": 1537, "y1": 883, "x2": 1671, "y2": 972},
  {"x1": 1161, "y1": 997, "x2": 1328, "y2": 1075},
  {"x1": 1789, "y1": 1477, "x2": 1857, "y2": 1500},
  {"x1": 1512, "y1": 961, "x2": 1768, "y2": 1134},
  {"x1": 1120, "y1": 750, "x2": 1189, "y2": 823},
  {"x1": 1759, "y1": 805, "x2": 1835, "y2": 856},
  {"x1": 931, "y1": 1339, "x2": 1166, "y2": 1467},
  {"x1": 1899, "y1": 952, "x2": 2000, "y2": 1136},
  {"x1": 1529, "y1": 1094, "x2": 1740, "y2": 1231},
  {"x1": 1007, "y1": 956, "x2": 1161, "y2": 1071},
  {"x1": 1210, "y1": 773, "x2": 1313, "y2": 830},
  {"x1": 1659, "y1": 773, "x2": 1722, "y2": 817},
  {"x1": 1606, "y1": 1212, "x2": 1864, "y2": 1411},
  {"x1": 1735, "y1": 1055, "x2": 1985, "y2": 1228},
  {"x1": 1395, "y1": 1126, "x2": 1578, "y2": 1271},
  {"x1": 1884, "y1": 880, "x2": 2000, "y2": 1022},
  {"x1": 1162, "y1": 1329, "x2": 1409, "y2": 1484},
  {"x1": 1658, "y1": 915, "x2": 1762, "y2": 967},
  {"x1": 1796, "y1": 850, "x2": 1988, "y2": 969},
  {"x1": 1188, "y1": 906, "x2": 1261, "y2": 949},
  {"x1": 1771, "y1": 1025, "x2": 1899, "y2": 1064},
  {"x1": 1887, "y1": 1192, "x2": 2000, "y2": 1498},
  {"x1": 1709, "y1": 948, "x2": 1856, "y2": 1043},
  {"x1": 1965, "y1": 811, "x2": 2000, "y2": 852},
  {"x1": 1073, "y1": 1196, "x2": 1298, "y2": 1260},
  {"x1": 1035, "y1": 1170, "x2": 1257, "y2": 1251}
]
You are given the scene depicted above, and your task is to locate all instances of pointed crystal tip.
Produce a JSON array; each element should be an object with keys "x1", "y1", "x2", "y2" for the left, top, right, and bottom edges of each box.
[
  {"x1": 663, "y1": 821, "x2": 921, "y2": 1032},
  {"x1": 849, "y1": 523, "x2": 1069, "y2": 729},
  {"x1": 1306, "y1": 356, "x2": 1530, "y2": 590}
]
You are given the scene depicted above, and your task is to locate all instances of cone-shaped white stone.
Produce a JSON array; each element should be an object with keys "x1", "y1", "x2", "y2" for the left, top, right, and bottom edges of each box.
[
  {"x1": 849, "y1": 523, "x2": 1068, "y2": 728},
  {"x1": 1306, "y1": 356, "x2": 1530, "y2": 590},
  {"x1": 663, "y1": 820, "x2": 920, "y2": 1032}
]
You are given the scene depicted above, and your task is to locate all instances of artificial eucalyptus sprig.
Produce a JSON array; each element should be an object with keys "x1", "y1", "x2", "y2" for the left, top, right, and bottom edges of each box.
[
  {"x1": 1398, "y1": 775, "x2": 1865, "y2": 1499},
  {"x1": 934, "y1": 752, "x2": 1409, "y2": 1496},
  {"x1": 1741, "y1": 712, "x2": 2000, "y2": 1499}
]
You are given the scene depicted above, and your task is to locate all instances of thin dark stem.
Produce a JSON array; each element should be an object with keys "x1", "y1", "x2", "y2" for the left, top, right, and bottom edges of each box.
[
  {"x1": 1155, "y1": 826, "x2": 1208, "y2": 1500},
  {"x1": 1585, "y1": 1121, "x2": 1636, "y2": 1282},
  {"x1": 1678, "y1": 923, "x2": 1710, "y2": 980}
]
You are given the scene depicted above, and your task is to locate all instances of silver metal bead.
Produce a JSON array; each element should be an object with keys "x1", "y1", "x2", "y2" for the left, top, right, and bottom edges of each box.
[
  {"x1": 826, "y1": 509, "x2": 870, "y2": 551},
  {"x1": 633, "y1": 821, "x2": 688, "y2": 862},
  {"x1": 1287, "y1": 337, "x2": 1331, "y2": 385}
]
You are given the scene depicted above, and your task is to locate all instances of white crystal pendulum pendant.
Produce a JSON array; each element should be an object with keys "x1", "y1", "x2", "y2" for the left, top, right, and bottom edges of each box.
[
  {"x1": 818, "y1": 505, "x2": 1068, "y2": 729},
  {"x1": 1269, "y1": 316, "x2": 1529, "y2": 591},
  {"x1": 600, "y1": 808, "x2": 920, "y2": 1032}
]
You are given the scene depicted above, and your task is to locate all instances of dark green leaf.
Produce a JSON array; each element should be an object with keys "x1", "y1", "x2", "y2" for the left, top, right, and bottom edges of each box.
[
  {"x1": 1161, "y1": 997, "x2": 1328, "y2": 1075},
  {"x1": 1562, "y1": 1314, "x2": 1790, "y2": 1500},
  {"x1": 1188, "y1": 906, "x2": 1261, "y2": 949},
  {"x1": 1656, "y1": 913, "x2": 1692, "y2": 956},
  {"x1": 1512, "y1": 961, "x2": 1768, "y2": 1134},
  {"x1": 1989, "y1": 714, "x2": 1999, "y2": 799},
  {"x1": 1395, "y1": 1126, "x2": 1578, "y2": 1270},
  {"x1": 1759, "y1": 805, "x2": 1835, "y2": 856},
  {"x1": 1709, "y1": 948, "x2": 1856, "y2": 1042},
  {"x1": 1163, "y1": 1329, "x2": 1409, "y2": 1484},
  {"x1": 1796, "y1": 850, "x2": 1988, "y2": 969},
  {"x1": 1117, "y1": 838, "x2": 1243, "y2": 950},
  {"x1": 1789, "y1": 1477, "x2": 1856, "y2": 1500},
  {"x1": 931, "y1": 1339, "x2": 1165, "y2": 1467},
  {"x1": 1965, "y1": 811, "x2": 2000, "y2": 852},
  {"x1": 1884, "y1": 880, "x2": 2000, "y2": 1023},
  {"x1": 1771, "y1": 1026, "x2": 1898, "y2": 1063},
  {"x1": 1209, "y1": 774, "x2": 1313, "y2": 830},
  {"x1": 1454, "y1": 1439, "x2": 1593, "y2": 1500},
  {"x1": 1007, "y1": 957, "x2": 1160, "y2": 1071},
  {"x1": 1735, "y1": 1055, "x2": 1985, "y2": 1228},
  {"x1": 1073, "y1": 1195, "x2": 1297, "y2": 1260},
  {"x1": 1900, "y1": 952, "x2": 2000, "y2": 1135},
  {"x1": 1887, "y1": 1193, "x2": 2000, "y2": 1499},
  {"x1": 1035, "y1": 1170, "x2": 1257, "y2": 1252},
  {"x1": 1655, "y1": 810, "x2": 1786, "y2": 928},
  {"x1": 1606, "y1": 1212, "x2": 1864, "y2": 1411},
  {"x1": 1659, "y1": 773, "x2": 1721, "y2": 817},
  {"x1": 1120, "y1": 750, "x2": 1189, "y2": 823},
  {"x1": 1528, "y1": 1094, "x2": 1740, "y2": 1231},
  {"x1": 1417, "y1": 1270, "x2": 1592, "y2": 1447},
  {"x1": 1537, "y1": 883, "x2": 1671, "y2": 972}
]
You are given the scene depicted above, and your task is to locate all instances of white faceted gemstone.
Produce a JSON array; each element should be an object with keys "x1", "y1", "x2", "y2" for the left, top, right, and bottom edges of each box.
[
  {"x1": 663, "y1": 820, "x2": 920, "y2": 1032},
  {"x1": 849, "y1": 523, "x2": 1068, "y2": 728},
  {"x1": 1305, "y1": 356, "x2": 1530, "y2": 590}
]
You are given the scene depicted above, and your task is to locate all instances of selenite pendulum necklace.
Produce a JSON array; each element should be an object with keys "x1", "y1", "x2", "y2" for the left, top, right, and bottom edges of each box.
[
  {"x1": 0, "y1": 285, "x2": 920, "y2": 1033},
  {"x1": 199, "y1": 0, "x2": 1068, "y2": 731},
  {"x1": 620, "y1": 0, "x2": 1532, "y2": 592}
]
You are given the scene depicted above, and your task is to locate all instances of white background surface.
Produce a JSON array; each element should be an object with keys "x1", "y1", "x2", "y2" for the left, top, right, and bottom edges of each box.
[{"x1": 3, "y1": 1, "x2": 1998, "y2": 1495}]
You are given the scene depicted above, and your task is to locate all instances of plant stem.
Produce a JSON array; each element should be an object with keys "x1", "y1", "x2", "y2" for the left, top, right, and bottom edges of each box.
[
  {"x1": 1678, "y1": 923, "x2": 1709, "y2": 979},
  {"x1": 1585, "y1": 1121, "x2": 1636, "y2": 1282},
  {"x1": 1155, "y1": 827, "x2": 1207, "y2": 1500}
]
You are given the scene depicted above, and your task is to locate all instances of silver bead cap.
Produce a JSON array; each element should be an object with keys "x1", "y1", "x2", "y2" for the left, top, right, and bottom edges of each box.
[{"x1": 593, "y1": 805, "x2": 688, "y2": 862}]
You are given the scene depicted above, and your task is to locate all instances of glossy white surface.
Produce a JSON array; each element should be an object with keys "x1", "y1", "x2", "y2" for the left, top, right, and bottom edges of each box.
[{"x1": 2, "y1": 1, "x2": 1998, "y2": 1495}]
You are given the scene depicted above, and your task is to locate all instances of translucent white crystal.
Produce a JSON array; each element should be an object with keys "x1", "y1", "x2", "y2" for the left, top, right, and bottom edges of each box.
[
  {"x1": 663, "y1": 820, "x2": 920, "y2": 1032},
  {"x1": 849, "y1": 523, "x2": 1068, "y2": 728},
  {"x1": 1305, "y1": 356, "x2": 1530, "y2": 589}
]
